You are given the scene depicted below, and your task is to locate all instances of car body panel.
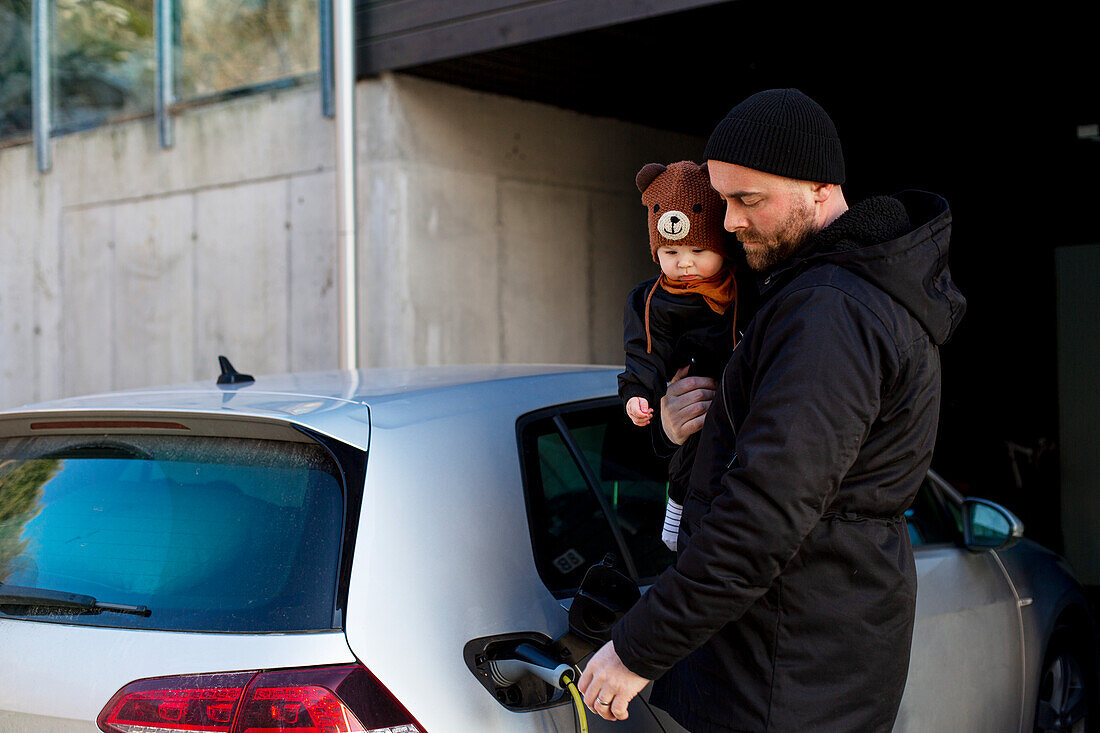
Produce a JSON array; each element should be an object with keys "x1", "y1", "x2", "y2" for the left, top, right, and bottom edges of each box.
[
  {"x1": 895, "y1": 545, "x2": 1023, "y2": 732},
  {"x1": 997, "y1": 539, "x2": 1096, "y2": 731},
  {"x1": 0, "y1": 393, "x2": 368, "y2": 449},
  {"x1": 0, "y1": 623, "x2": 354, "y2": 731},
  {"x1": 341, "y1": 369, "x2": 663, "y2": 730},
  {"x1": 933, "y1": 473, "x2": 1095, "y2": 732},
  {"x1": 0, "y1": 365, "x2": 614, "y2": 449}
]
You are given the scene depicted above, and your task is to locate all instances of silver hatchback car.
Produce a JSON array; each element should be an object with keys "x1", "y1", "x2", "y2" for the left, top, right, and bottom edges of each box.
[{"x1": 0, "y1": 364, "x2": 1094, "y2": 732}]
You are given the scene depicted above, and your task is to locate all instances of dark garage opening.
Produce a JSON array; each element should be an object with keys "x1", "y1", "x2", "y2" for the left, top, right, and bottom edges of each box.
[{"x1": 369, "y1": 0, "x2": 1098, "y2": 584}]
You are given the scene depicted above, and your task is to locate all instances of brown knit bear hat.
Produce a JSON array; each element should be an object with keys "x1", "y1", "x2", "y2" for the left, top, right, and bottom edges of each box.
[{"x1": 637, "y1": 160, "x2": 729, "y2": 263}]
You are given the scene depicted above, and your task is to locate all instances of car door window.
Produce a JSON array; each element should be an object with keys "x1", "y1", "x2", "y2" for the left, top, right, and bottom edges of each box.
[
  {"x1": 905, "y1": 476, "x2": 961, "y2": 547},
  {"x1": 519, "y1": 399, "x2": 674, "y2": 596},
  {"x1": 561, "y1": 409, "x2": 676, "y2": 580}
]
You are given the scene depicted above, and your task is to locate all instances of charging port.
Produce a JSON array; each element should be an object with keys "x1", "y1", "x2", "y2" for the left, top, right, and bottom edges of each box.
[
  {"x1": 464, "y1": 633, "x2": 578, "y2": 712},
  {"x1": 489, "y1": 642, "x2": 578, "y2": 690},
  {"x1": 464, "y1": 557, "x2": 641, "y2": 713}
]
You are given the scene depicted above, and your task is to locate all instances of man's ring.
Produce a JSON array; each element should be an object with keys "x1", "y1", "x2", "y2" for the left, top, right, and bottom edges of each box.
[{"x1": 596, "y1": 697, "x2": 610, "y2": 706}]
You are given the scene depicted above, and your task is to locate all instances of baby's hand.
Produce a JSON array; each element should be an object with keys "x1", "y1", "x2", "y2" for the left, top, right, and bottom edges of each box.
[{"x1": 626, "y1": 396, "x2": 653, "y2": 426}]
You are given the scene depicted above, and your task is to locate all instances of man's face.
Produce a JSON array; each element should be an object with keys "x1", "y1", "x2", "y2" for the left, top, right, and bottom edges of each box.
[{"x1": 707, "y1": 160, "x2": 819, "y2": 272}]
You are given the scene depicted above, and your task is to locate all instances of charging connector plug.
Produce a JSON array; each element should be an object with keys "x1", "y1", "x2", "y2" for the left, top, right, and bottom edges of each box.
[{"x1": 488, "y1": 643, "x2": 579, "y2": 690}]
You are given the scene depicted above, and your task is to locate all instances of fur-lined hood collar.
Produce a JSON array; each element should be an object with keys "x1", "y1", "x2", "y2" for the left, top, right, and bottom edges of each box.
[{"x1": 763, "y1": 190, "x2": 966, "y2": 345}]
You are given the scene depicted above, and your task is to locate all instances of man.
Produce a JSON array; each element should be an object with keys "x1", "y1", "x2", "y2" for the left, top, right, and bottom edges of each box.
[{"x1": 578, "y1": 89, "x2": 966, "y2": 731}]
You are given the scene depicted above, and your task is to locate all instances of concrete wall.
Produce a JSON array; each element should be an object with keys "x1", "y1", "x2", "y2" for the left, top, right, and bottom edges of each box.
[
  {"x1": 1056, "y1": 244, "x2": 1100, "y2": 584},
  {"x1": 0, "y1": 85, "x2": 336, "y2": 408},
  {"x1": 0, "y1": 73, "x2": 703, "y2": 408}
]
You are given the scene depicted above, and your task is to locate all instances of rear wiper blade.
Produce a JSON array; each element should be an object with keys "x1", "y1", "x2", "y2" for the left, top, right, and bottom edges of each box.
[{"x1": 0, "y1": 583, "x2": 151, "y2": 617}]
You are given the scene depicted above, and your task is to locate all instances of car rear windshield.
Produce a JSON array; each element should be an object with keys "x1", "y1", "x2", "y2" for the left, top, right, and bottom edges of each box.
[{"x1": 0, "y1": 433, "x2": 345, "y2": 632}]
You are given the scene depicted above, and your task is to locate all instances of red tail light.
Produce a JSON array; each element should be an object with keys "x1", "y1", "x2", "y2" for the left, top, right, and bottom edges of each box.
[{"x1": 97, "y1": 665, "x2": 424, "y2": 733}]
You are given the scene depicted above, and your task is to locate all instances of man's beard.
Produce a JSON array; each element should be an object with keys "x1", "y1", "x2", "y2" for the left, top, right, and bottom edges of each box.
[{"x1": 739, "y1": 198, "x2": 817, "y2": 272}]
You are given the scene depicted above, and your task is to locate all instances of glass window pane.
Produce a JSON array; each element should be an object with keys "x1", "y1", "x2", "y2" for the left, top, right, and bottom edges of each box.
[
  {"x1": 969, "y1": 503, "x2": 1010, "y2": 544},
  {"x1": 52, "y1": 0, "x2": 155, "y2": 131},
  {"x1": 904, "y1": 477, "x2": 959, "y2": 547},
  {"x1": 520, "y1": 402, "x2": 674, "y2": 596},
  {"x1": 562, "y1": 409, "x2": 674, "y2": 580},
  {"x1": 0, "y1": 0, "x2": 33, "y2": 139},
  {"x1": 0, "y1": 433, "x2": 343, "y2": 632},
  {"x1": 525, "y1": 426, "x2": 616, "y2": 593},
  {"x1": 177, "y1": 0, "x2": 318, "y2": 99}
]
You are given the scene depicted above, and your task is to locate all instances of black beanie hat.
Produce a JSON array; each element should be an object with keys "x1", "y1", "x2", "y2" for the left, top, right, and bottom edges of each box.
[{"x1": 704, "y1": 88, "x2": 845, "y2": 184}]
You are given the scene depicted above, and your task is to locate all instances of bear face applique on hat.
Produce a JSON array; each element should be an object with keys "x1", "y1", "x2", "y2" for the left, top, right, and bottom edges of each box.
[{"x1": 636, "y1": 161, "x2": 730, "y2": 263}]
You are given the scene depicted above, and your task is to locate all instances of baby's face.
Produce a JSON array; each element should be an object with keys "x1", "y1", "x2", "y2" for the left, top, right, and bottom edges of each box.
[{"x1": 657, "y1": 245, "x2": 725, "y2": 282}]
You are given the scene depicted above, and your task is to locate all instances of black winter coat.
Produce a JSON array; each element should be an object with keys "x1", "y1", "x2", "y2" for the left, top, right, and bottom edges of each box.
[
  {"x1": 617, "y1": 278, "x2": 736, "y2": 407},
  {"x1": 612, "y1": 191, "x2": 966, "y2": 732}
]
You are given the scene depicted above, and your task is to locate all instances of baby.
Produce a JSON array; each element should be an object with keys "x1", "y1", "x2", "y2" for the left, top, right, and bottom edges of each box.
[{"x1": 618, "y1": 160, "x2": 739, "y2": 551}]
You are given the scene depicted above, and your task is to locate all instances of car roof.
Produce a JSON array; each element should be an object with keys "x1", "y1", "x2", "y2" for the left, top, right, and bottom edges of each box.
[{"x1": 0, "y1": 364, "x2": 620, "y2": 448}]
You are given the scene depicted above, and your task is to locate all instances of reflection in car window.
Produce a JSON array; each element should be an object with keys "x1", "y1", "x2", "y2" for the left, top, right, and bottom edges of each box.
[
  {"x1": 520, "y1": 400, "x2": 674, "y2": 595},
  {"x1": 969, "y1": 504, "x2": 1012, "y2": 542},
  {"x1": 0, "y1": 434, "x2": 344, "y2": 632}
]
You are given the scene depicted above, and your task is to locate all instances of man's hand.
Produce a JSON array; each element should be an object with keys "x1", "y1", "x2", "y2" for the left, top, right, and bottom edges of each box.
[
  {"x1": 577, "y1": 641, "x2": 650, "y2": 721},
  {"x1": 661, "y1": 366, "x2": 716, "y2": 445}
]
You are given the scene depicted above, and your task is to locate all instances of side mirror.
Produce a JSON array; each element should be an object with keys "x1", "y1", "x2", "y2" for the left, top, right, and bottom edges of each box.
[{"x1": 961, "y1": 498, "x2": 1024, "y2": 552}]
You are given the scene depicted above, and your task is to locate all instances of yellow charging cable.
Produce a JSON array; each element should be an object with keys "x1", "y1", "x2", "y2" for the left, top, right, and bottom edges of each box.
[{"x1": 564, "y1": 679, "x2": 589, "y2": 733}]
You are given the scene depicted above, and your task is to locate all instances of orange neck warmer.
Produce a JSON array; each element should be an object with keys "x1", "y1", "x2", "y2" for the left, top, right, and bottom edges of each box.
[{"x1": 644, "y1": 267, "x2": 739, "y2": 354}]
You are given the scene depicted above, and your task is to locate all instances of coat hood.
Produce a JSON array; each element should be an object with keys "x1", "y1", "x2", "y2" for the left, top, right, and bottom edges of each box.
[{"x1": 782, "y1": 190, "x2": 966, "y2": 345}]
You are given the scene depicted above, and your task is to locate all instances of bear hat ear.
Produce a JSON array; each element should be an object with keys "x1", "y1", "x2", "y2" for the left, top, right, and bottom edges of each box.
[{"x1": 635, "y1": 163, "x2": 667, "y2": 193}]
